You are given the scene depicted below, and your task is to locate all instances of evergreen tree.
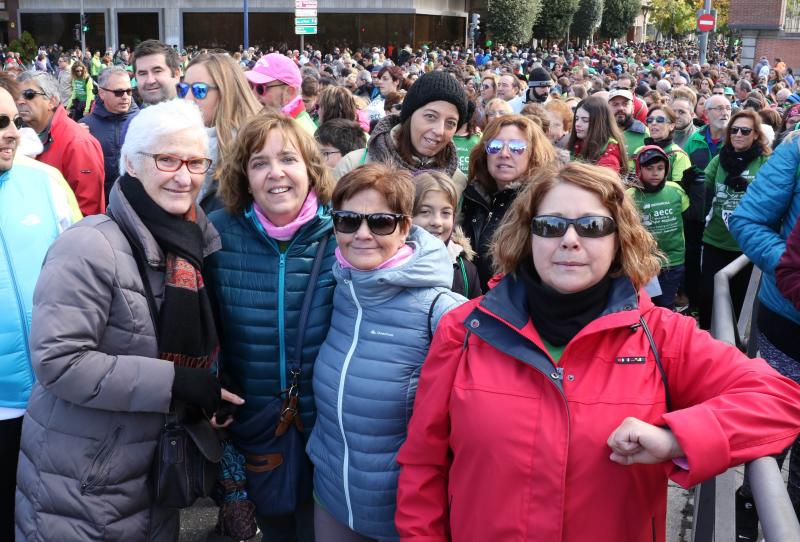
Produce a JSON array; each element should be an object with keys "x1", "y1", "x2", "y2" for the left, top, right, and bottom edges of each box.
[
  {"x1": 599, "y1": 0, "x2": 639, "y2": 39},
  {"x1": 532, "y1": 0, "x2": 580, "y2": 40},
  {"x1": 488, "y1": 0, "x2": 542, "y2": 44},
  {"x1": 570, "y1": 0, "x2": 604, "y2": 40}
]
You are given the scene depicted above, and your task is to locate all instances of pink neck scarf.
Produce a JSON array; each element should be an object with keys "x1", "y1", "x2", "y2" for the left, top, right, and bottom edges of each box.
[
  {"x1": 253, "y1": 190, "x2": 318, "y2": 241},
  {"x1": 336, "y1": 243, "x2": 414, "y2": 271}
]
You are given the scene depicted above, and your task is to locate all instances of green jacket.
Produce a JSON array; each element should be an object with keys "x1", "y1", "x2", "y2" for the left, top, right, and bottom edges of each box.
[
  {"x1": 627, "y1": 182, "x2": 689, "y2": 267},
  {"x1": 66, "y1": 77, "x2": 95, "y2": 115},
  {"x1": 683, "y1": 126, "x2": 723, "y2": 221},
  {"x1": 703, "y1": 153, "x2": 768, "y2": 252},
  {"x1": 90, "y1": 56, "x2": 103, "y2": 77}
]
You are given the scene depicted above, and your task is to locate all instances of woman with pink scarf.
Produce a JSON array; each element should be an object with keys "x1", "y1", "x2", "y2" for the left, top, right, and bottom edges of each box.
[
  {"x1": 306, "y1": 163, "x2": 465, "y2": 542},
  {"x1": 204, "y1": 111, "x2": 337, "y2": 542}
]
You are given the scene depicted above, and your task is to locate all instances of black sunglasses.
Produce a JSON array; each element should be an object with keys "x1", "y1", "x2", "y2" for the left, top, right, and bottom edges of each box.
[
  {"x1": 100, "y1": 86, "x2": 133, "y2": 97},
  {"x1": 176, "y1": 82, "x2": 218, "y2": 100},
  {"x1": 0, "y1": 114, "x2": 22, "y2": 130},
  {"x1": 332, "y1": 210, "x2": 406, "y2": 236},
  {"x1": 249, "y1": 81, "x2": 283, "y2": 96},
  {"x1": 531, "y1": 215, "x2": 617, "y2": 238},
  {"x1": 21, "y1": 89, "x2": 46, "y2": 100},
  {"x1": 730, "y1": 126, "x2": 754, "y2": 135}
]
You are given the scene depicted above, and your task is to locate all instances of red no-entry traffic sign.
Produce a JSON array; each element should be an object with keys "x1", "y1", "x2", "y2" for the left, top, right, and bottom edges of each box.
[{"x1": 697, "y1": 13, "x2": 716, "y2": 32}]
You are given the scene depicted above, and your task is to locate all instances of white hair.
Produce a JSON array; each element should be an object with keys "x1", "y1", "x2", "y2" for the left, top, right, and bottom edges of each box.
[
  {"x1": 119, "y1": 99, "x2": 208, "y2": 177},
  {"x1": 656, "y1": 79, "x2": 672, "y2": 94}
]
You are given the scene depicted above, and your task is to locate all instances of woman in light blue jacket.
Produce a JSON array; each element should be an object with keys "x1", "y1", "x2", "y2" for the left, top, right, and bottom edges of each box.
[
  {"x1": 729, "y1": 132, "x2": 800, "y2": 533},
  {"x1": 307, "y1": 163, "x2": 465, "y2": 542}
]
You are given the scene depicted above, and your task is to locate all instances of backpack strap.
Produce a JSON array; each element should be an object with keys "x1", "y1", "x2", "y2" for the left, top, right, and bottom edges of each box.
[
  {"x1": 359, "y1": 148, "x2": 368, "y2": 165},
  {"x1": 640, "y1": 316, "x2": 672, "y2": 412}
]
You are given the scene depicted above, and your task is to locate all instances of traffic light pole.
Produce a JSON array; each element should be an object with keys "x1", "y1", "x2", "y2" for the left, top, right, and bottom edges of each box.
[{"x1": 80, "y1": 0, "x2": 86, "y2": 52}]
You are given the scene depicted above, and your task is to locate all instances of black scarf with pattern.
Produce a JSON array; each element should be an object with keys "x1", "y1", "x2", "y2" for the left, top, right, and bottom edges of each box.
[{"x1": 119, "y1": 174, "x2": 218, "y2": 368}]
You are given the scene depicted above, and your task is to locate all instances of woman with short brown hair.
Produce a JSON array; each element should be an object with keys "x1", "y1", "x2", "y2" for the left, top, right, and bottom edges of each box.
[
  {"x1": 396, "y1": 161, "x2": 800, "y2": 542},
  {"x1": 205, "y1": 111, "x2": 337, "y2": 540},
  {"x1": 307, "y1": 162, "x2": 464, "y2": 542}
]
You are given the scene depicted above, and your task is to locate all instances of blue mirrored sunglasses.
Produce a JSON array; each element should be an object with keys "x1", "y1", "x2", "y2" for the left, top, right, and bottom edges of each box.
[{"x1": 176, "y1": 82, "x2": 218, "y2": 100}]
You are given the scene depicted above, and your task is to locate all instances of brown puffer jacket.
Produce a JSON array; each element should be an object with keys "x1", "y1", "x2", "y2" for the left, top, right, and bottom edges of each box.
[{"x1": 15, "y1": 184, "x2": 221, "y2": 541}]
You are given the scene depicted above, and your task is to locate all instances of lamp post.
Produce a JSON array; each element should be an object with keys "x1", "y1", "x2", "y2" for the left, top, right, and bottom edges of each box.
[{"x1": 243, "y1": 0, "x2": 249, "y2": 50}]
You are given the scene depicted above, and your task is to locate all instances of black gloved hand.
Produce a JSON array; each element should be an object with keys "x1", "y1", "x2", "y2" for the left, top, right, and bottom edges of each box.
[
  {"x1": 214, "y1": 371, "x2": 245, "y2": 425},
  {"x1": 681, "y1": 167, "x2": 698, "y2": 187},
  {"x1": 724, "y1": 174, "x2": 749, "y2": 192},
  {"x1": 172, "y1": 365, "x2": 221, "y2": 414}
]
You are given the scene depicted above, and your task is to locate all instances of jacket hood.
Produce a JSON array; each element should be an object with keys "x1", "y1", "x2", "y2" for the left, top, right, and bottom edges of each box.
[
  {"x1": 17, "y1": 127, "x2": 43, "y2": 158},
  {"x1": 91, "y1": 98, "x2": 140, "y2": 120},
  {"x1": 334, "y1": 225, "x2": 453, "y2": 301}
]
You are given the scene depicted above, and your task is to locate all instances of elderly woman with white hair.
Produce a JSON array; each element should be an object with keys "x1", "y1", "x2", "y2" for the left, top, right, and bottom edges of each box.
[{"x1": 15, "y1": 99, "x2": 242, "y2": 541}]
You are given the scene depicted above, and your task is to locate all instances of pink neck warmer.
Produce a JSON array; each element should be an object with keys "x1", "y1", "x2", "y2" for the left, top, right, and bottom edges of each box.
[
  {"x1": 253, "y1": 190, "x2": 318, "y2": 241},
  {"x1": 336, "y1": 243, "x2": 414, "y2": 271}
]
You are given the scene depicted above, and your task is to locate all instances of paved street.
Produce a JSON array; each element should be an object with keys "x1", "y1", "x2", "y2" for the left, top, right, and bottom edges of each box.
[{"x1": 180, "y1": 485, "x2": 698, "y2": 542}]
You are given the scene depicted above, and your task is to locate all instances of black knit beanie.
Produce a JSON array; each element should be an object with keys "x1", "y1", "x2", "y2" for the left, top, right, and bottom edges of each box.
[
  {"x1": 528, "y1": 66, "x2": 552, "y2": 88},
  {"x1": 400, "y1": 71, "x2": 469, "y2": 128}
]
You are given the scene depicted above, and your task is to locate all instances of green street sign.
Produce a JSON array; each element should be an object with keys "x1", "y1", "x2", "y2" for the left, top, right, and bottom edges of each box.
[
  {"x1": 295, "y1": 17, "x2": 318, "y2": 25},
  {"x1": 295, "y1": 25, "x2": 317, "y2": 34}
]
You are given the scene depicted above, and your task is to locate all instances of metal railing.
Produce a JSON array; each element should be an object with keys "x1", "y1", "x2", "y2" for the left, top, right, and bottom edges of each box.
[{"x1": 692, "y1": 255, "x2": 800, "y2": 541}]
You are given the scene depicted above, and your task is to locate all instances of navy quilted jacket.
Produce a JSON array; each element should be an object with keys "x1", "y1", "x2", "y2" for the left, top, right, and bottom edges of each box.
[{"x1": 205, "y1": 204, "x2": 336, "y2": 430}]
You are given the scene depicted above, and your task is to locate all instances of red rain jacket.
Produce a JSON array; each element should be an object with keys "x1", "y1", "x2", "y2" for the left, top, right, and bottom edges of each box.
[
  {"x1": 397, "y1": 274, "x2": 800, "y2": 542},
  {"x1": 38, "y1": 105, "x2": 105, "y2": 216}
]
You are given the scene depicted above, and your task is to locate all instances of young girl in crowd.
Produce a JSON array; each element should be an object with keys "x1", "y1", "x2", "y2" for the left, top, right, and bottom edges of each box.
[
  {"x1": 412, "y1": 171, "x2": 482, "y2": 299},
  {"x1": 628, "y1": 145, "x2": 689, "y2": 310}
]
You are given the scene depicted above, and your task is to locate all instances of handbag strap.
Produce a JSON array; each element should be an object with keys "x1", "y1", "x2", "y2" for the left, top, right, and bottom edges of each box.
[
  {"x1": 289, "y1": 233, "x2": 330, "y2": 376},
  {"x1": 639, "y1": 316, "x2": 672, "y2": 412}
]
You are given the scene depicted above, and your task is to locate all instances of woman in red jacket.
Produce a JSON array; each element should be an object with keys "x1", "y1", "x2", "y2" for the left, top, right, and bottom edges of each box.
[
  {"x1": 568, "y1": 95, "x2": 628, "y2": 175},
  {"x1": 396, "y1": 162, "x2": 800, "y2": 542}
]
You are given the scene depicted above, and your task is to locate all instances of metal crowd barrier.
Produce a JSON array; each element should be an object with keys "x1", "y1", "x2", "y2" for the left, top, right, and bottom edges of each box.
[{"x1": 692, "y1": 255, "x2": 800, "y2": 541}]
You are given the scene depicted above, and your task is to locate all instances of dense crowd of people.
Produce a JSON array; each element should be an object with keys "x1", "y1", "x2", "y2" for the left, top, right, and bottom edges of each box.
[{"x1": 2, "y1": 35, "x2": 800, "y2": 542}]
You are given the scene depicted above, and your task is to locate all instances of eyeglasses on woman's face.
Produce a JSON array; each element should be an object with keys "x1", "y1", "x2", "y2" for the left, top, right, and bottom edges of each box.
[
  {"x1": 646, "y1": 115, "x2": 668, "y2": 125},
  {"x1": 530, "y1": 215, "x2": 617, "y2": 238},
  {"x1": 138, "y1": 152, "x2": 212, "y2": 174},
  {"x1": 730, "y1": 126, "x2": 754, "y2": 136},
  {"x1": 176, "y1": 82, "x2": 218, "y2": 100},
  {"x1": 485, "y1": 139, "x2": 528, "y2": 155},
  {"x1": 332, "y1": 210, "x2": 406, "y2": 236}
]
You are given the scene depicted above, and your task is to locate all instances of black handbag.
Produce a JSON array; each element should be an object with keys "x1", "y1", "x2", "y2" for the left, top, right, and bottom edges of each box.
[
  {"x1": 108, "y1": 212, "x2": 224, "y2": 509},
  {"x1": 228, "y1": 234, "x2": 329, "y2": 517},
  {"x1": 151, "y1": 409, "x2": 223, "y2": 508}
]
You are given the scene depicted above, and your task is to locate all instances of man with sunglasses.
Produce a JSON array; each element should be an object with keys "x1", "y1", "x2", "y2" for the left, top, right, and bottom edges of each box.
[
  {"x1": 16, "y1": 71, "x2": 105, "y2": 216},
  {"x1": 80, "y1": 66, "x2": 139, "y2": 201},
  {"x1": 245, "y1": 53, "x2": 316, "y2": 135}
]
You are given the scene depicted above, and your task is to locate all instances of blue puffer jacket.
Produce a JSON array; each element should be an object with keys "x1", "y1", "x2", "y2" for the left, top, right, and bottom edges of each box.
[
  {"x1": 205, "y1": 204, "x2": 336, "y2": 430},
  {"x1": 729, "y1": 136, "x2": 800, "y2": 326},
  {"x1": 307, "y1": 226, "x2": 466, "y2": 540},
  {"x1": 0, "y1": 162, "x2": 66, "y2": 410}
]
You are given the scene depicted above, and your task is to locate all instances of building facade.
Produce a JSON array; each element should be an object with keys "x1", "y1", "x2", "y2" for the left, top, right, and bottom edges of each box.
[
  {"x1": 16, "y1": 0, "x2": 468, "y2": 51},
  {"x1": 729, "y1": 0, "x2": 800, "y2": 68}
]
